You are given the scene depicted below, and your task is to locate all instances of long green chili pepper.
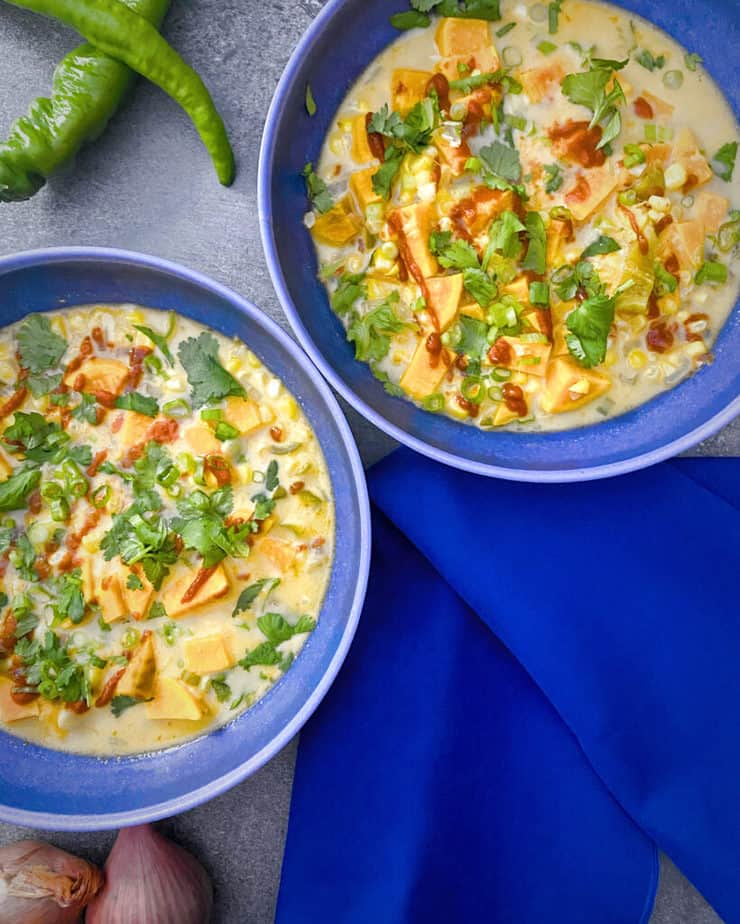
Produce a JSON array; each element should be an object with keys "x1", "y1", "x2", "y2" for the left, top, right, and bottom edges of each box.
[
  {"x1": 5, "y1": 0, "x2": 236, "y2": 186},
  {"x1": 0, "y1": 0, "x2": 170, "y2": 201}
]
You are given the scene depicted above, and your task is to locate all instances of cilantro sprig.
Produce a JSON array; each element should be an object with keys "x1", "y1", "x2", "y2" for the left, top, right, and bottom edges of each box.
[
  {"x1": 171, "y1": 486, "x2": 253, "y2": 568},
  {"x1": 561, "y1": 58, "x2": 627, "y2": 150},
  {"x1": 178, "y1": 332, "x2": 246, "y2": 409},
  {"x1": 347, "y1": 293, "x2": 409, "y2": 363},
  {"x1": 368, "y1": 99, "x2": 439, "y2": 198}
]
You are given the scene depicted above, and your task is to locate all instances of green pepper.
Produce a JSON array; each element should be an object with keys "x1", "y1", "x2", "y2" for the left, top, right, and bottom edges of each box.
[
  {"x1": 7, "y1": 0, "x2": 235, "y2": 186},
  {"x1": 0, "y1": 0, "x2": 170, "y2": 201}
]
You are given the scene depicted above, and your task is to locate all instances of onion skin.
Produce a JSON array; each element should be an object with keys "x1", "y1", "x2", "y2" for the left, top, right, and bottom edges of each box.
[
  {"x1": 0, "y1": 839, "x2": 103, "y2": 924},
  {"x1": 86, "y1": 824, "x2": 213, "y2": 924}
]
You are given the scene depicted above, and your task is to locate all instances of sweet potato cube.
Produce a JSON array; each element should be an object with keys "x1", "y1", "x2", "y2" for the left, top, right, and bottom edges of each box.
[
  {"x1": 400, "y1": 339, "x2": 449, "y2": 400},
  {"x1": 391, "y1": 69, "x2": 434, "y2": 115},
  {"x1": 146, "y1": 678, "x2": 203, "y2": 721},
  {"x1": 184, "y1": 423, "x2": 221, "y2": 456},
  {"x1": 673, "y1": 128, "x2": 713, "y2": 187},
  {"x1": 551, "y1": 323, "x2": 569, "y2": 357},
  {"x1": 223, "y1": 397, "x2": 263, "y2": 436},
  {"x1": 259, "y1": 537, "x2": 297, "y2": 572},
  {"x1": 0, "y1": 678, "x2": 39, "y2": 722},
  {"x1": 390, "y1": 202, "x2": 439, "y2": 279},
  {"x1": 658, "y1": 221, "x2": 705, "y2": 271},
  {"x1": 644, "y1": 143, "x2": 672, "y2": 166},
  {"x1": 540, "y1": 357, "x2": 611, "y2": 414},
  {"x1": 502, "y1": 276, "x2": 531, "y2": 307},
  {"x1": 520, "y1": 62, "x2": 566, "y2": 103},
  {"x1": 351, "y1": 114, "x2": 376, "y2": 164},
  {"x1": 435, "y1": 17, "x2": 491, "y2": 57},
  {"x1": 117, "y1": 410, "x2": 152, "y2": 452},
  {"x1": 458, "y1": 187, "x2": 514, "y2": 237},
  {"x1": 98, "y1": 573, "x2": 127, "y2": 624},
  {"x1": 161, "y1": 564, "x2": 230, "y2": 618},
  {"x1": 81, "y1": 557, "x2": 95, "y2": 603},
  {"x1": 459, "y1": 302, "x2": 485, "y2": 321},
  {"x1": 350, "y1": 167, "x2": 382, "y2": 212},
  {"x1": 64, "y1": 357, "x2": 129, "y2": 396},
  {"x1": 117, "y1": 634, "x2": 157, "y2": 699},
  {"x1": 565, "y1": 168, "x2": 619, "y2": 221},
  {"x1": 493, "y1": 403, "x2": 520, "y2": 427},
  {"x1": 693, "y1": 192, "x2": 729, "y2": 234},
  {"x1": 435, "y1": 135, "x2": 470, "y2": 177},
  {"x1": 311, "y1": 196, "x2": 363, "y2": 246},
  {"x1": 122, "y1": 566, "x2": 154, "y2": 621},
  {"x1": 546, "y1": 218, "x2": 572, "y2": 267},
  {"x1": 436, "y1": 46, "x2": 499, "y2": 82},
  {"x1": 184, "y1": 634, "x2": 235, "y2": 675},
  {"x1": 425, "y1": 274, "x2": 463, "y2": 330},
  {"x1": 495, "y1": 337, "x2": 552, "y2": 376}
]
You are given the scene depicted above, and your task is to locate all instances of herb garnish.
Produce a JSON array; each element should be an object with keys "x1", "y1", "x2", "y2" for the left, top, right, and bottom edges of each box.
[
  {"x1": 115, "y1": 392, "x2": 159, "y2": 418},
  {"x1": 302, "y1": 162, "x2": 334, "y2": 214},
  {"x1": 347, "y1": 294, "x2": 409, "y2": 362},
  {"x1": 178, "y1": 332, "x2": 246, "y2": 408},
  {"x1": 561, "y1": 58, "x2": 627, "y2": 149},
  {"x1": 16, "y1": 314, "x2": 67, "y2": 376},
  {"x1": 711, "y1": 142, "x2": 738, "y2": 182},
  {"x1": 171, "y1": 486, "x2": 252, "y2": 567}
]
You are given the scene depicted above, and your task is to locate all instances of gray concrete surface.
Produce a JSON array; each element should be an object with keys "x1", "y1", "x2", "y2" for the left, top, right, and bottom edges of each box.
[{"x1": 0, "y1": 1, "x2": 735, "y2": 921}]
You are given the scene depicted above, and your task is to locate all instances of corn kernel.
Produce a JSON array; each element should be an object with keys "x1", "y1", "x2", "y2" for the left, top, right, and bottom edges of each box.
[
  {"x1": 399, "y1": 190, "x2": 414, "y2": 205},
  {"x1": 246, "y1": 350, "x2": 261, "y2": 369},
  {"x1": 329, "y1": 135, "x2": 345, "y2": 156},
  {"x1": 82, "y1": 536, "x2": 99, "y2": 553},
  {"x1": 511, "y1": 372, "x2": 527, "y2": 385},
  {"x1": 628, "y1": 349, "x2": 647, "y2": 369},
  {"x1": 676, "y1": 310, "x2": 689, "y2": 323},
  {"x1": 658, "y1": 295, "x2": 679, "y2": 316},
  {"x1": 225, "y1": 357, "x2": 241, "y2": 374},
  {"x1": 126, "y1": 309, "x2": 145, "y2": 324},
  {"x1": 648, "y1": 195, "x2": 670, "y2": 212},
  {"x1": 664, "y1": 162, "x2": 687, "y2": 190},
  {"x1": 629, "y1": 316, "x2": 647, "y2": 334},
  {"x1": 604, "y1": 349, "x2": 618, "y2": 367},
  {"x1": 235, "y1": 464, "x2": 252, "y2": 485},
  {"x1": 285, "y1": 396, "x2": 299, "y2": 421},
  {"x1": 337, "y1": 118, "x2": 353, "y2": 132},
  {"x1": 0, "y1": 362, "x2": 15, "y2": 382},
  {"x1": 379, "y1": 241, "x2": 399, "y2": 260},
  {"x1": 346, "y1": 253, "x2": 365, "y2": 274},
  {"x1": 685, "y1": 340, "x2": 707, "y2": 358}
]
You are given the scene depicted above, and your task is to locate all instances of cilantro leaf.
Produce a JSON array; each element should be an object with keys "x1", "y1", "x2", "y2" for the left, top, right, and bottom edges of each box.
[
  {"x1": 127, "y1": 573, "x2": 144, "y2": 591},
  {"x1": 302, "y1": 162, "x2": 334, "y2": 213},
  {"x1": 565, "y1": 293, "x2": 615, "y2": 367},
  {"x1": 543, "y1": 162, "x2": 563, "y2": 193},
  {"x1": 239, "y1": 641, "x2": 283, "y2": 670},
  {"x1": 4, "y1": 412, "x2": 72, "y2": 464},
  {"x1": 132, "y1": 322, "x2": 175, "y2": 366},
  {"x1": 115, "y1": 392, "x2": 159, "y2": 418},
  {"x1": 101, "y1": 505, "x2": 179, "y2": 589},
  {"x1": 684, "y1": 52, "x2": 702, "y2": 71},
  {"x1": 580, "y1": 235, "x2": 621, "y2": 259},
  {"x1": 521, "y1": 211, "x2": 547, "y2": 275},
  {"x1": 463, "y1": 268, "x2": 498, "y2": 307},
  {"x1": 305, "y1": 83, "x2": 317, "y2": 116},
  {"x1": 257, "y1": 612, "x2": 316, "y2": 646},
  {"x1": 71, "y1": 394, "x2": 99, "y2": 425},
  {"x1": 10, "y1": 533, "x2": 36, "y2": 581},
  {"x1": 50, "y1": 570, "x2": 86, "y2": 626},
  {"x1": 452, "y1": 315, "x2": 489, "y2": 359},
  {"x1": 331, "y1": 273, "x2": 366, "y2": 315},
  {"x1": 561, "y1": 62, "x2": 626, "y2": 150},
  {"x1": 178, "y1": 332, "x2": 246, "y2": 409},
  {"x1": 265, "y1": 459, "x2": 280, "y2": 493},
  {"x1": 233, "y1": 577, "x2": 281, "y2": 617},
  {"x1": 711, "y1": 142, "x2": 738, "y2": 182},
  {"x1": 448, "y1": 70, "x2": 504, "y2": 93},
  {"x1": 14, "y1": 629, "x2": 91, "y2": 704},
  {"x1": 635, "y1": 49, "x2": 665, "y2": 71},
  {"x1": 347, "y1": 295, "x2": 408, "y2": 363},
  {"x1": 26, "y1": 372, "x2": 62, "y2": 398},
  {"x1": 479, "y1": 140, "x2": 521, "y2": 183},
  {"x1": 370, "y1": 99, "x2": 439, "y2": 198},
  {"x1": 654, "y1": 263, "x2": 678, "y2": 296},
  {"x1": 410, "y1": 0, "x2": 442, "y2": 10},
  {"x1": 16, "y1": 314, "x2": 67, "y2": 374},
  {"x1": 209, "y1": 676, "x2": 232, "y2": 703},
  {"x1": 483, "y1": 210, "x2": 526, "y2": 266},
  {"x1": 171, "y1": 486, "x2": 252, "y2": 567},
  {"x1": 372, "y1": 147, "x2": 405, "y2": 198},
  {"x1": 429, "y1": 233, "x2": 480, "y2": 270},
  {"x1": 390, "y1": 9, "x2": 430, "y2": 28},
  {"x1": 111, "y1": 695, "x2": 148, "y2": 718},
  {"x1": 0, "y1": 464, "x2": 41, "y2": 512},
  {"x1": 436, "y1": 0, "x2": 501, "y2": 20}
]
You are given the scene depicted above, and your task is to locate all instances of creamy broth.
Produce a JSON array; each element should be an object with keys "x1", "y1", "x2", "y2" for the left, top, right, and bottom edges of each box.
[
  {"x1": 307, "y1": 0, "x2": 739, "y2": 430},
  {"x1": 0, "y1": 306, "x2": 333, "y2": 755}
]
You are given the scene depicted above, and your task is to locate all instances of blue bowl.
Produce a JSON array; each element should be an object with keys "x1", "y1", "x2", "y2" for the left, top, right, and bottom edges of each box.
[
  {"x1": 259, "y1": 0, "x2": 740, "y2": 482},
  {"x1": 0, "y1": 247, "x2": 370, "y2": 831}
]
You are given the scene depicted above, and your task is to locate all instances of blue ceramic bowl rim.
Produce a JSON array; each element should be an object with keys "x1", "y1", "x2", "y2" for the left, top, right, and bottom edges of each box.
[
  {"x1": 258, "y1": 0, "x2": 740, "y2": 483},
  {"x1": 0, "y1": 246, "x2": 371, "y2": 831}
]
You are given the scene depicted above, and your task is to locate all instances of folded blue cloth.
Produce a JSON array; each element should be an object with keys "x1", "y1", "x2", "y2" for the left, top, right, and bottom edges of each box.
[{"x1": 277, "y1": 455, "x2": 739, "y2": 923}]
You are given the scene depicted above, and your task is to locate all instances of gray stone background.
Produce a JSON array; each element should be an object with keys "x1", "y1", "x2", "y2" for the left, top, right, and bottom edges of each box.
[{"x1": 0, "y1": 1, "x2": 736, "y2": 920}]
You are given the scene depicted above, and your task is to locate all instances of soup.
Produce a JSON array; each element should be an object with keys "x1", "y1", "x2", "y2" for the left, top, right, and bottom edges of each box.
[
  {"x1": 0, "y1": 306, "x2": 333, "y2": 755},
  {"x1": 305, "y1": 0, "x2": 739, "y2": 430}
]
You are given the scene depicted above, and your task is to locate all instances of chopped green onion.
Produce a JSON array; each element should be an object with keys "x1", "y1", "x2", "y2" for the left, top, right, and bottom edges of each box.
[
  {"x1": 162, "y1": 399, "x2": 191, "y2": 418},
  {"x1": 251, "y1": 470, "x2": 265, "y2": 484},
  {"x1": 465, "y1": 156, "x2": 483, "y2": 173},
  {"x1": 537, "y1": 40, "x2": 557, "y2": 55},
  {"x1": 91, "y1": 484, "x2": 111, "y2": 508},
  {"x1": 143, "y1": 354, "x2": 163, "y2": 375},
  {"x1": 496, "y1": 22, "x2": 516, "y2": 37},
  {"x1": 681, "y1": 194, "x2": 695, "y2": 208},
  {"x1": 461, "y1": 376, "x2": 485, "y2": 404},
  {"x1": 270, "y1": 441, "x2": 303, "y2": 455},
  {"x1": 618, "y1": 189, "x2": 638, "y2": 206},
  {"x1": 121, "y1": 628, "x2": 140, "y2": 649},
  {"x1": 50, "y1": 497, "x2": 70, "y2": 522},
  {"x1": 644, "y1": 124, "x2": 673, "y2": 142},
  {"x1": 623, "y1": 144, "x2": 646, "y2": 168},
  {"x1": 528, "y1": 281, "x2": 550, "y2": 306},
  {"x1": 506, "y1": 114, "x2": 528, "y2": 131},
  {"x1": 548, "y1": 0, "x2": 561, "y2": 33},
  {"x1": 488, "y1": 385, "x2": 503, "y2": 402},
  {"x1": 305, "y1": 84, "x2": 317, "y2": 117},
  {"x1": 684, "y1": 52, "x2": 702, "y2": 71},
  {"x1": 662, "y1": 69, "x2": 684, "y2": 90},
  {"x1": 491, "y1": 367, "x2": 512, "y2": 382},
  {"x1": 654, "y1": 263, "x2": 678, "y2": 295},
  {"x1": 502, "y1": 46, "x2": 523, "y2": 67},
  {"x1": 194, "y1": 459, "x2": 206, "y2": 485},
  {"x1": 694, "y1": 260, "x2": 728, "y2": 285},
  {"x1": 422, "y1": 393, "x2": 445, "y2": 413},
  {"x1": 215, "y1": 421, "x2": 239, "y2": 441},
  {"x1": 41, "y1": 482, "x2": 63, "y2": 500},
  {"x1": 200, "y1": 408, "x2": 223, "y2": 421},
  {"x1": 521, "y1": 332, "x2": 549, "y2": 343},
  {"x1": 549, "y1": 205, "x2": 572, "y2": 221},
  {"x1": 717, "y1": 219, "x2": 740, "y2": 252},
  {"x1": 528, "y1": 2, "x2": 548, "y2": 22}
]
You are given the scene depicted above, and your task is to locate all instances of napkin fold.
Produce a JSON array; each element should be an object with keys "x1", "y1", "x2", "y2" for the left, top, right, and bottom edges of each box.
[{"x1": 277, "y1": 453, "x2": 739, "y2": 923}]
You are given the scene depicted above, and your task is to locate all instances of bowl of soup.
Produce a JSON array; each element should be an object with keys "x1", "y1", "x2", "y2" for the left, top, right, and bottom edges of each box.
[
  {"x1": 259, "y1": 0, "x2": 739, "y2": 481},
  {"x1": 0, "y1": 247, "x2": 369, "y2": 830}
]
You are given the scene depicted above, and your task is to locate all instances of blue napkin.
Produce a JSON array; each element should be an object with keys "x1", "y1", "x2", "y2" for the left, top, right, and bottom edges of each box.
[{"x1": 277, "y1": 455, "x2": 738, "y2": 923}]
